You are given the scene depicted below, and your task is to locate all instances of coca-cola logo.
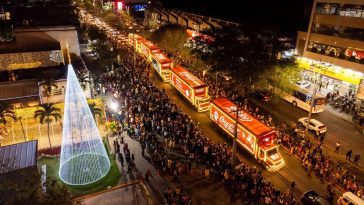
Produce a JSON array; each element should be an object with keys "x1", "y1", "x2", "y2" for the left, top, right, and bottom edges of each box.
[
  {"x1": 213, "y1": 111, "x2": 219, "y2": 121},
  {"x1": 226, "y1": 106, "x2": 252, "y2": 122},
  {"x1": 219, "y1": 116, "x2": 235, "y2": 134}
]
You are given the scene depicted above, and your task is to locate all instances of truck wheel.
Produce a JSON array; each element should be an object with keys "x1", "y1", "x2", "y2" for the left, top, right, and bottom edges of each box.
[{"x1": 292, "y1": 101, "x2": 297, "y2": 106}]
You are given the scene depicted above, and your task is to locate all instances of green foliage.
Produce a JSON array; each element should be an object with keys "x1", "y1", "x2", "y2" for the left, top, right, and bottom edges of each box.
[
  {"x1": 104, "y1": 12, "x2": 118, "y2": 24},
  {"x1": 38, "y1": 144, "x2": 120, "y2": 197},
  {"x1": 88, "y1": 102, "x2": 102, "y2": 120},
  {"x1": 34, "y1": 103, "x2": 62, "y2": 150},
  {"x1": 34, "y1": 103, "x2": 62, "y2": 125},
  {"x1": 0, "y1": 22, "x2": 13, "y2": 42},
  {"x1": 0, "y1": 102, "x2": 16, "y2": 125},
  {"x1": 0, "y1": 167, "x2": 72, "y2": 205},
  {"x1": 108, "y1": 121, "x2": 118, "y2": 133},
  {"x1": 256, "y1": 61, "x2": 301, "y2": 101},
  {"x1": 86, "y1": 25, "x2": 106, "y2": 41},
  {"x1": 150, "y1": 25, "x2": 189, "y2": 58}
]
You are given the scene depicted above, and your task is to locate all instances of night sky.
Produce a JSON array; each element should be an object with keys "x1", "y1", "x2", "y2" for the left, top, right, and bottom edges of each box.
[{"x1": 160, "y1": 0, "x2": 313, "y2": 35}]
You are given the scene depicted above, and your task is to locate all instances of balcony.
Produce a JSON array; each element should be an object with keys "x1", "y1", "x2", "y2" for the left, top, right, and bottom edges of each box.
[
  {"x1": 314, "y1": 14, "x2": 364, "y2": 30},
  {"x1": 309, "y1": 33, "x2": 364, "y2": 50}
]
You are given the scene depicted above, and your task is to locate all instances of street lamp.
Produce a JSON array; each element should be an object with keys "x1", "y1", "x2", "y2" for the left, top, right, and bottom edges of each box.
[
  {"x1": 304, "y1": 61, "x2": 331, "y2": 139},
  {"x1": 110, "y1": 101, "x2": 118, "y2": 111}
]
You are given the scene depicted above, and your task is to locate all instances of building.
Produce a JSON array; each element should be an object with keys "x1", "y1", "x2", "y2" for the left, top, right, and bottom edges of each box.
[
  {"x1": 0, "y1": 26, "x2": 87, "y2": 107},
  {"x1": 0, "y1": 2, "x2": 88, "y2": 107},
  {"x1": 295, "y1": 0, "x2": 364, "y2": 98},
  {"x1": 0, "y1": 140, "x2": 40, "y2": 204}
]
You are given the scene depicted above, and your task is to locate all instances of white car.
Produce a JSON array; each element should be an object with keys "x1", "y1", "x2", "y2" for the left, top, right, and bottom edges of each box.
[
  {"x1": 298, "y1": 117, "x2": 327, "y2": 135},
  {"x1": 296, "y1": 80, "x2": 311, "y2": 88}
]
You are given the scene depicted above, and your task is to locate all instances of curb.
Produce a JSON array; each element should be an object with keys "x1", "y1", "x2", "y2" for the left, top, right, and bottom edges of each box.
[{"x1": 73, "y1": 180, "x2": 141, "y2": 202}]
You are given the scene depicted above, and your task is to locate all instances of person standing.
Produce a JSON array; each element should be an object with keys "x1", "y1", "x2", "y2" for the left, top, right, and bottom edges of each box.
[
  {"x1": 346, "y1": 149, "x2": 353, "y2": 161},
  {"x1": 354, "y1": 154, "x2": 361, "y2": 165},
  {"x1": 335, "y1": 141, "x2": 341, "y2": 154}
]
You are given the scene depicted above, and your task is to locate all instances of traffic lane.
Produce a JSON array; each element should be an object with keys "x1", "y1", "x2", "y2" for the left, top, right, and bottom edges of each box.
[
  {"x1": 152, "y1": 75, "x2": 333, "y2": 200},
  {"x1": 252, "y1": 98, "x2": 364, "y2": 166}
]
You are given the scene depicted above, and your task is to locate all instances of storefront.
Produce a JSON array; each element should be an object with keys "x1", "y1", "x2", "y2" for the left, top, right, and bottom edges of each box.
[{"x1": 297, "y1": 57, "x2": 364, "y2": 98}]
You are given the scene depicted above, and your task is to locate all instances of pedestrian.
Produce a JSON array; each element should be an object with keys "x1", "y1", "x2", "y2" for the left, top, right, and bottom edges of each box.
[
  {"x1": 319, "y1": 133, "x2": 325, "y2": 144},
  {"x1": 335, "y1": 141, "x2": 341, "y2": 154},
  {"x1": 346, "y1": 149, "x2": 353, "y2": 161},
  {"x1": 354, "y1": 154, "x2": 360, "y2": 165},
  {"x1": 145, "y1": 170, "x2": 150, "y2": 182},
  {"x1": 119, "y1": 153, "x2": 124, "y2": 166}
]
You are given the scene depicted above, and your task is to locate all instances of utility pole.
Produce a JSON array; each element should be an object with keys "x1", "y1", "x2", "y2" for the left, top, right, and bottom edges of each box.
[
  {"x1": 304, "y1": 69, "x2": 319, "y2": 139},
  {"x1": 231, "y1": 105, "x2": 243, "y2": 167},
  {"x1": 304, "y1": 61, "x2": 330, "y2": 139}
]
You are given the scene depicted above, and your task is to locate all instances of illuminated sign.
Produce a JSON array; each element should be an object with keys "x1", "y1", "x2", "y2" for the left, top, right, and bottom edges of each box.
[
  {"x1": 8, "y1": 62, "x2": 42, "y2": 70},
  {"x1": 117, "y1": 2, "x2": 123, "y2": 10},
  {"x1": 172, "y1": 66, "x2": 206, "y2": 88},
  {"x1": 171, "y1": 72, "x2": 193, "y2": 102},
  {"x1": 210, "y1": 104, "x2": 255, "y2": 154}
]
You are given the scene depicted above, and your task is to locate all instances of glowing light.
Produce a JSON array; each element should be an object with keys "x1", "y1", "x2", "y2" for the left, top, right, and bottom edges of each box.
[
  {"x1": 117, "y1": 2, "x2": 123, "y2": 10},
  {"x1": 59, "y1": 65, "x2": 110, "y2": 185},
  {"x1": 110, "y1": 101, "x2": 118, "y2": 111}
]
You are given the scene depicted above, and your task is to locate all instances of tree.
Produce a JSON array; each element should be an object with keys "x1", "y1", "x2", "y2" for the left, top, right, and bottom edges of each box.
[
  {"x1": 201, "y1": 26, "x2": 292, "y2": 97},
  {"x1": 40, "y1": 79, "x2": 58, "y2": 96},
  {"x1": 34, "y1": 104, "x2": 62, "y2": 151},
  {"x1": 88, "y1": 102, "x2": 102, "y2": 121},
  {"x1": 76, "y1": 70, "x2": 90, "y2": 91},
  {"x1": 256, "y1": 60, "x2": 301, "y2": 101},
  {"x1": 0, "y1": 102, "x2": 17, "y2": 146},
  {"x1": 150, "y1": 25, "x2": 189, "y2": 58},
  {"x1": 0, "y1": 167, "x2": 72, "y2": 205}
]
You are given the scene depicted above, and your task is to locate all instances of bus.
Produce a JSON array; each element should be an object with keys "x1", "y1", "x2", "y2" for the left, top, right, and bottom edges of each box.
[{"x1": 283, "y1": 86, "x2": 326, "y2": 113}]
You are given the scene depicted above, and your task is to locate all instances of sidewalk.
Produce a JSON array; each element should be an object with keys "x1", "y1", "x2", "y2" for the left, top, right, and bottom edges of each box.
[{"x1": 107, "y1": 131, "x2": 169, "y2": 204}]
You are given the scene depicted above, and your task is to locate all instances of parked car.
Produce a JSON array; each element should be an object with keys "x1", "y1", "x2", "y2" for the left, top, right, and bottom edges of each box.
[
  {"x1": 296, "y1": 80, "x2": 311, "y2": 88},
  {"x1": 298, "y1": 117, "x2": 327, "y2": 136},
  {"x1": 301, "y1": 191, "x2": 330, "y2": 205},
  {"x1": 254, "y1": 90, "x2": 272, "y2": 102},
  {"x1": 337, "y1": 192, "x2": 364, "y2": 205}
]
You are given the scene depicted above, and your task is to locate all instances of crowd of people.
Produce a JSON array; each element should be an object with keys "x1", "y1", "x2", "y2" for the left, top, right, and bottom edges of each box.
[
  {"x1": 170, "y1": 50, "x2": 364, "y2": 199},
  {"x1": 100, "y1": 43, "x2": 299, "y2": 204},
  {"x1": 83, "y1": 10, "x2": 364, "y2": 203}
]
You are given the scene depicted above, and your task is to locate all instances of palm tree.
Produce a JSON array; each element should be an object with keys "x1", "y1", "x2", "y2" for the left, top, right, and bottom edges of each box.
[
  {"x1": 40, "y1": 78, "x2": 58, "y2": 96},
  {"x1": 34, "y1": 103, "x2": 62, "y2": 151},
  {"x1": 76, "y1": 70, "x2": 90, "y2": 91},
  {"x1": 88, "y1": 102, "x2": 102, "y2": 122},
  {"x1": 0, "y1": 102, "x2": 16, "y2": 146}
]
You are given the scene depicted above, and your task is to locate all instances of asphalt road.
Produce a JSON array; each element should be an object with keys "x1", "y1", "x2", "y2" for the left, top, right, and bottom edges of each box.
[
  {"x1": 250, "y1": 97, "x2": 364, "y2": 168},
  {"x1": 150, "y1": 73, "x2": 343, "y2": 202}
]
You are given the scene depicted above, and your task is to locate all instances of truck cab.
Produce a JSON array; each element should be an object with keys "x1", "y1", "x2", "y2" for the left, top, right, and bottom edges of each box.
[
  {"x1": 258, "y1": 145, "x2": 285, "y2": 171},
  {"x1": 195, "y1": 96, "x2": 210, "y2": 112}
]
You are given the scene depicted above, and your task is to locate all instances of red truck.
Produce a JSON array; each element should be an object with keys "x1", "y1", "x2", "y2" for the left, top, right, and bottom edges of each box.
[
  {"x1": 210, "y1": 98, "x2": 285, "y2": 171},
  {"x1": 170, "y1": 66, "x2": 210, "y2": 112}
]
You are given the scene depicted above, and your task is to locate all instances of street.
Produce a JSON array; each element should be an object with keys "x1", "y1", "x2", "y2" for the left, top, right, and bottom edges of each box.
[
  {"x1": 150, "y1": 73, "x2": 343, "y2": 201},
  {"x1": 251, "y1": 97, "x2": 364, "y2": 168}
]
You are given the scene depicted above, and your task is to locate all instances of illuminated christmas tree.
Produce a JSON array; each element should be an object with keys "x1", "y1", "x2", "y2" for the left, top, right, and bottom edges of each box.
[{"x1": 59, "y1": 65, "x2": 110, "y2": 185}]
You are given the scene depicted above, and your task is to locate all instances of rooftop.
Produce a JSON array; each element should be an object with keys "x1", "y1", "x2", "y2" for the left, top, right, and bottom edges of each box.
[
  {"x1": 0, "y1": 140, "x2": 38, "y2": 175},
  {"x1": 0, "y1": 29, "x2": 61, "y2": 54}
]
